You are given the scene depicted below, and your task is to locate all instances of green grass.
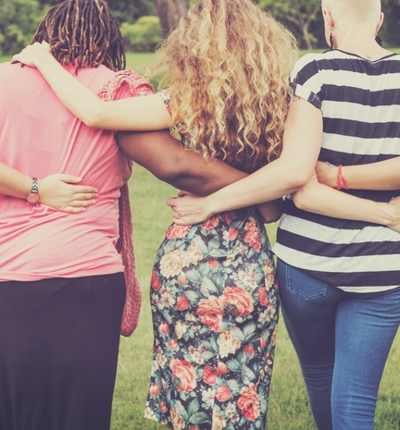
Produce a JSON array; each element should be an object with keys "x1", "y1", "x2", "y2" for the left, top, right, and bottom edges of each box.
[{"x1": 0, "y1": 55, "x2": 12, "y2": 63}]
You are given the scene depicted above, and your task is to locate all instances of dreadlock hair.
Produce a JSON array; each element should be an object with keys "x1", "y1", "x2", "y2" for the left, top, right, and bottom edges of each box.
[{"x1": 32, "y1": 0, "x2": 126, "y2": 71}]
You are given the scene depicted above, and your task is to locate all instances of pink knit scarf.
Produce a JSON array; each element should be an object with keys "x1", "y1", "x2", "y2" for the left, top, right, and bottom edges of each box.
[{"x1": 99, "y1": 70, "x2": 154, "y2": 336}]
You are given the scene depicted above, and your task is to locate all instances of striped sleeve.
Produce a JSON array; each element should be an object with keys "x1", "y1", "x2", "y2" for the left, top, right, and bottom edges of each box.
[{"x1": 290, "y1": 54, "x2": 323, "y2": 109}]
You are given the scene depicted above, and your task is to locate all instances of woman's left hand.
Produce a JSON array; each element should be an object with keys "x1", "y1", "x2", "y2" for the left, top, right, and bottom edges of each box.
[
  {"x1": 11, "y1": 41, "x2": 51, "y2": 68},
  {"x1": 38, "y1": 174, "x2": 98, "y2": 213}
]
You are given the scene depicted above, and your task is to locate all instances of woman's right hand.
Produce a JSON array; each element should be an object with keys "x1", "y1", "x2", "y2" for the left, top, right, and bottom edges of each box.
[
  {"x1": 11, "y1": 41, "x2": 51, "y2": 69},
  {"x1": 38, "y1": 174, "x2": 98, "y2": 213}
]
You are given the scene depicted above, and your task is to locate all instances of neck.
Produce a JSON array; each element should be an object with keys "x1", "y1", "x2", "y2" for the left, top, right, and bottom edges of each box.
[{"x1": 335, "y1": 26, "x2": 390, "y2": 60}]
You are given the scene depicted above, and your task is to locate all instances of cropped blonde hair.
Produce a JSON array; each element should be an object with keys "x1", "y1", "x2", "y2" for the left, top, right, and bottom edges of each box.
[
  {"x1": 154, "y1": 0, "x2": 298, "y2": 173},
  {"x1": 322, "y1": 0, "x2": 381, "y2": 27}
]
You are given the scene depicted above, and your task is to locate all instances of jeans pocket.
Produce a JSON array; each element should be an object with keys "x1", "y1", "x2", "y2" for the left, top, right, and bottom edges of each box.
[{"x1": 279, "y1": 260, "x2": 328, "y2": 301}]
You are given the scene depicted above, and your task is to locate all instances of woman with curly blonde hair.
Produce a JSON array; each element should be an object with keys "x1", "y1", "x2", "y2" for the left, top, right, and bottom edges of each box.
[{"x1": 13, "y1": 0, "x2": 297, "y2": 428}]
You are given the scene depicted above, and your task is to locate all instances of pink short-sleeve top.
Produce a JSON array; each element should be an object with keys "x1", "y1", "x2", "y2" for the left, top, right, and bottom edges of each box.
[{"x1": 0, "y1": 62, "x2": 150, "y2": 281}]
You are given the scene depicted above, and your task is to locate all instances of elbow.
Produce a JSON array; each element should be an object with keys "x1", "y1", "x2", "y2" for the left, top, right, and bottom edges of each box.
[
  {"x1": 292, "y1": 181, "x2": 320, "y2": 212},
  {"x1": 286, "y1": 171, "x2": 312, "y2": 194},
  {"x1": 80, "y1": 105, "x2": 105, "y2": 129},
  {"x1": 292, "y1": 188, "x2": 309, "y2": 211},
  {"x1": 155, "y1": 151, "x2": 192, "y2": 183},
  {"x1": 155, "y1": 167, "x2": 183, "y2": 184},
  {"x1": 263, "y1": 211, "x2": 282, "y2": 224}
]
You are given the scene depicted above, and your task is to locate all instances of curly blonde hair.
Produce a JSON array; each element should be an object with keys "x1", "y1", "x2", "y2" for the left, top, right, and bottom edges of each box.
[{"x1": 154, "y1": 0, "x2": 298, "y2": 173}]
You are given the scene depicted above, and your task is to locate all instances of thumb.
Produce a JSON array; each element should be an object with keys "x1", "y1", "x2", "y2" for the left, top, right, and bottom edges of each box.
[
  {"x1": 56, "y1": 174, "x2": 82, "y2": 184},
  {"x1": 166, "y1": 197, "x2": 178, "y2": 208}
]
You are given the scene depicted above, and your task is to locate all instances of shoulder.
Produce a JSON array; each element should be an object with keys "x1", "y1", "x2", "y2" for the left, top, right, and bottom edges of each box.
[{"x1": 98, "y1": 69, "x2": 155, "y2": 101}]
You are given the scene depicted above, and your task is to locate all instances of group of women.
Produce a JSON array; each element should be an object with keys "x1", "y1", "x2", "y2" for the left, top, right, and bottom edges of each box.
[{"x1": 4, "y1": 0, "x2": 400, "y2": 429}]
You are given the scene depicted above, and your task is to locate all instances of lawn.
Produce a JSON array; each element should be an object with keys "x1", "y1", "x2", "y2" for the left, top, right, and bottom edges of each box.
[{"x1": 1, "y1": 50, "x2": 400, "y2": 429}]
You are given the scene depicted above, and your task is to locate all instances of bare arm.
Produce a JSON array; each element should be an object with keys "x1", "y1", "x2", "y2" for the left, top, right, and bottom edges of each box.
[
  {"x1": 0, "y1": 162, "x2": 33, "y2": 199},
  {"x1": 292, "y1": 173, "x2": 400, "y2": 231},
  {"x1": 12, "y1": 42, "x2": 170, "y2": 131},
  {"x1": 117, "y1": 130, "x2": 283, "y2": 222},
  {"x1": 316, "y1": 157, "x2": 400, "y2": 191},
  {"x1": 0, "y1": 161, "x2": 97, "y2": 213},
  {"x1": 168, "y1": 97, "x2": 400, "y2": 228},
  {"x1": 168, "y1": 98, "x2": 322, "y2": 224},
  {"x1": 118, "y1": 130, "x2": 247, "y2": 195}
]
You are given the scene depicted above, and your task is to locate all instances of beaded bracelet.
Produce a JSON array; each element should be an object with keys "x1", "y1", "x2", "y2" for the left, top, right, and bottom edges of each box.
[{"x1": 336, "y1": 165, "x2": 349, "y2": 190}]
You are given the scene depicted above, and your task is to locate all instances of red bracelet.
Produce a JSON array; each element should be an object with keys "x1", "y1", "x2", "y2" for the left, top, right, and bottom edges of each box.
[{"x1": 336, "y1": 165, "x2": 349, "y2": 190}]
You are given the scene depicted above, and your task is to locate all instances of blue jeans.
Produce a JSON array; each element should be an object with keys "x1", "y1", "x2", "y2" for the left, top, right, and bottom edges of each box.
[{"x1": 277, "y1": 259, "x2": 400, "y2": 430}]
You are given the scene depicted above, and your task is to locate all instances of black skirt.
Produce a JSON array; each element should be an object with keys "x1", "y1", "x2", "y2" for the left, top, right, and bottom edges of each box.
[{"x1": 0, "y1": 273, "x2": 126, "y2": 430}]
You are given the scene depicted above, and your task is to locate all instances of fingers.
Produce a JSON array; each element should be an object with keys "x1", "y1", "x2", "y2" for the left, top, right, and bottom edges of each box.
[
  {"x1": 59, "y1": 199, "x2": 96, "y2": 213},
  {"x1": 70, "y1": 197, "x2": 96, "y2": 207},
  {"x1": 10, "y1": 42, "x2": 48, "y2": 67},
  {"x1": 71, "y1": 187, "x2": 98, "y2": 197},
  {"x1": 61, "y1": 206, "x2": 87, "y2": 214},
  {"x1": 166, "y1": 197, "x2": 178, "y2": 207},
  {"x1": 57, "y1": 174, "x2": 83, "y2": 184},
  {"x1": 10, "y1": 54, "x2": 21, "y2": 65},
  {"x1": 172, "y1": 214, "x2": 186, "y2": 225}
]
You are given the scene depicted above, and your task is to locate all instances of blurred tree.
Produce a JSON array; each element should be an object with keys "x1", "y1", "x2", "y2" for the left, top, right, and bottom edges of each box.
[
  {"x1": 0, "y1": 0, "x2": 47, "y2": 55},
  {"x1": 121, "y1": 15, "x2": 161, "y2": 51},
  {"x1": 380, "y1": 0, "x2": 400, "y2": 47},
  {"x1": 153, "y1": 0, "x2": 188, "y2": 38},
  {"x1": 108, "y1": 0, "x2": 156, "y2": 24},
  {"x1": 259, "y1": 0, "x2": 321, "y2": 50}
]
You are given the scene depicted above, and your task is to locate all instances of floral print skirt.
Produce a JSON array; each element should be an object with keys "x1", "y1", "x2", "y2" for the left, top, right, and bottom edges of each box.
[{"x1": 144, "y1": 208, "x2": 279, "y2": 429}]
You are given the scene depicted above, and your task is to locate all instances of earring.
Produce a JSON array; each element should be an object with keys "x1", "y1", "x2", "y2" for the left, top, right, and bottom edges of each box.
[
  {"x1": 376, "y1": 34, "x2": 383, "y2": 47},
  {"x1": 329, "y1": 33, "x2": 334, "y2": 50}
]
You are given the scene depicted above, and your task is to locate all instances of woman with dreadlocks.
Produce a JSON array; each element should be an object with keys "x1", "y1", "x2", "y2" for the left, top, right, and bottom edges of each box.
[{"x1": 0, "y1": 1, "x2": 154, "y2": 429}]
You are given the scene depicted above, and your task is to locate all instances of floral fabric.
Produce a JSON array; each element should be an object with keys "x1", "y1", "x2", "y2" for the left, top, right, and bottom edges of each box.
[{"x1": 145, "y1": 207, "x2": 279, "y2": 429}]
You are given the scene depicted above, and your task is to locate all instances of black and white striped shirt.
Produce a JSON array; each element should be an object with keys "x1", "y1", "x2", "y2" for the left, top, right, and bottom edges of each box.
[{"x1": 273, "y1": 50, "x2": 400, "y2": 292}]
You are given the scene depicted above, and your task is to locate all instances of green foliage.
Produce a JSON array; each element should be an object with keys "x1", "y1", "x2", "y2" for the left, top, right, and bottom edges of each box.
[
  {"x1": 108, "y1": 0, "x2": 156, "y2": 25},
  {"x1": 0, "y1": 0, "x2": 47, "y2": 55},
  {"x1": 380, "y1": 0, "x2": 400, "y2": 47},
  {"x1": 258, "y1": 0, "x2": 400, "y2": 50},
  {"x1": 259, "y1": 0, "x2": 322, "y2": 49},
  {"x1": 121, "y1": 16, "x2": 162, "y2": 53}
]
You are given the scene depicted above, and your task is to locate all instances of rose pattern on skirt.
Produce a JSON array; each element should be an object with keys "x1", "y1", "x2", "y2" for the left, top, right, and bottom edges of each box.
[{"x1": 145, "y1": 208, "x2": 279, "y2": 429}]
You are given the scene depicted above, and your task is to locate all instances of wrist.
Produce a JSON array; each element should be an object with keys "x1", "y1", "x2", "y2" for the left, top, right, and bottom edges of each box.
[
  {"x1": 35, "y1": 49, "x2": 54, "y2": 70},
  {"x1": 327, "y1": 168, "x2": 337, "y2": 188},
  {"x1": 26, "y1": 177, "x2": 40, "y2": 205},
  {"x1": 204, "y1": 195, "x2": 218, "y2": 218}
]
